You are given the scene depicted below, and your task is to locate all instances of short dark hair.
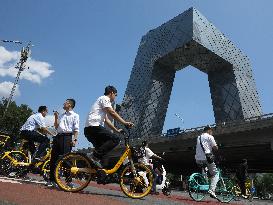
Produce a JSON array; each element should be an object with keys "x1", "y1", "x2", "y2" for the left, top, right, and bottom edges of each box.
[
  {"x1": 203, "y1": 126, "x2": 212, "y2": 132},
  {"x1": 142, "y1": 140, "x2": 148, "y2": 147},
  {"x1": 104, "y1": 85, "x2": 117, "y2": 95},
  {"x1": 67, "y1": 98, "x2": 76, "y2": 108},
  {"x1": 38, "y1": 106, "x2": 47, "y2": 113}
]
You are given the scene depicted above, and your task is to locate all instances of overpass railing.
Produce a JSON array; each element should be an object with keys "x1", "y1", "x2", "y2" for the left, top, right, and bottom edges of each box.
[{"x1": 128, "y1": 112, "x2": 273, "y2": 146}]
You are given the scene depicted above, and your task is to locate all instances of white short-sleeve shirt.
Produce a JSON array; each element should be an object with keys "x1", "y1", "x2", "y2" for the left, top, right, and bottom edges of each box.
[
  {"x1": 195, "y1": 133, "x2": 217, "y2": 161},
  {"x1": 85, "y1": 95, "x2": 112, "y2": 127},
  {"x1": 57, "y1": 110, "x2": 80, "y2": 133},
  {"x1": 20, "y1": 113, "x2": 46, "y2": 131},
  {"x1": 138, "y1": 147, "x2": 155, "y2": 166}
]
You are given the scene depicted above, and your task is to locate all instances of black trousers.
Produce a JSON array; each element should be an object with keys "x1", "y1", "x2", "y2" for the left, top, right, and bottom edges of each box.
[
  {"x1": 20, "y1": 130, "x2": 49, "y2": 158},
  {"x1": 84, "y1": 126, "x2": 119, "y2": 159},
  {"x1": 238, "y1": 178, "x2": 247, "y2": 195},
  {"x1": 49, "y1": 134, "x2": 72, "y2": 182}
]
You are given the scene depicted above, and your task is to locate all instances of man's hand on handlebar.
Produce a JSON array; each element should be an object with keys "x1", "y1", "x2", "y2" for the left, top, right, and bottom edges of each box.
[
  {"x1": 117, "y1": 129, "x2": 123, "y2": 133},
  {"x1": 124, "y1": 122, "x2": 134, "y2": 128}
]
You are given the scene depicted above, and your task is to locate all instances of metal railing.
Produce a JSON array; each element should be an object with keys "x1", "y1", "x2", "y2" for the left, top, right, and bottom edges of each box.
[{"x1": 127, "y1": 113, "x2": 273, "y2": 146}]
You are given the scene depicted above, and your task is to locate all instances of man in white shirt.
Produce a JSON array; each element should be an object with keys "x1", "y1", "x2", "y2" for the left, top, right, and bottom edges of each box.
[
  {"x1": 48, "y1": 98, "x2": 80, "y2": 187},
  {"x1": 20, "y1": 106, "x2": 53, "y2": 161},
  {"x1": 195, "y1": 126, "x2": 219, "y2": 199},
  {"x1": 84, "y1": 86, "x2": 134, "y2": 168}
]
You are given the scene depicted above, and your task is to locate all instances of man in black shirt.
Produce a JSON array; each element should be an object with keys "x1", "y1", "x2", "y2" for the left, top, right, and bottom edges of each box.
[{"x1": 236, "y1": 159, "x2": 248, "y2": 197}]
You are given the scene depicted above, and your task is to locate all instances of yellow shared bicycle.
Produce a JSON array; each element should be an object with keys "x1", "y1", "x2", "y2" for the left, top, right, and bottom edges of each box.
[
  {"x1": 0, "y1": 138, "x2": 51, "y2": 180},
  {"x1": 54, "y1": 128, "x2": 154, "y2": 199},
  {"x1": 0, "y1": 132, "x2": 11, "y2": 151}
]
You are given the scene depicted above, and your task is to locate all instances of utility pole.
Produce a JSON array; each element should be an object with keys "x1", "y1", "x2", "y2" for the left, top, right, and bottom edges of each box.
[
  {"x1": 2, "y1": 41, "x2": 32, "y2": 116},
  {"x1": 174, "y1": 113, "x2": 185, "y2": 131}
]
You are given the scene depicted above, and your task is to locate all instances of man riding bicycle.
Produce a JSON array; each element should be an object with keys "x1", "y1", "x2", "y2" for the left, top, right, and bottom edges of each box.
[
  {"x1": 139, "y1": 140, "x2": 164, "y2": 195},
  {"x1": 84, "y1": 85, "x2": 134, "y2": 168},
  {"x1": 20, "y1": 106, "x2": 54, "y2": 161},
  {"x1": 195, "y1": 126, "x2": 219, "y2": 199}
]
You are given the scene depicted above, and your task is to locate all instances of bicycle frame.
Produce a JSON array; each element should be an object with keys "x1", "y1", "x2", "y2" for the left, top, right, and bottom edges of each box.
[
  {"x1": 1, "y1": 141, "x2": 51, "y2": 167},
  {"x1": 1, "y1": 150, "x2": 28, "y2": 166},
  {"x1": 73, "y1": 144, "x2": 132, "y2": 175},
  {"x1": 0, "y1": 134, "x2": 10, "y2": 149},
  {"x1": 102, "y1": 144, "x2": 132, "y2": 175},
  {"x1": 188, "y1": 168, "x2": 228, "y2": 192}
]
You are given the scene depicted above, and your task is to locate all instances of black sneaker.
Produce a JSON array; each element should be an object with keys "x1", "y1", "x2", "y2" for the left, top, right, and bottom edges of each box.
[{"x1": 96, "y1": 170, "x2": 107, "y2": 184}]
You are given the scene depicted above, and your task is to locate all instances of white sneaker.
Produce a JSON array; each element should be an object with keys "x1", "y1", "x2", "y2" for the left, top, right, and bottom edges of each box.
[
  {"x1": 8, "y1": 172, "x2": 16, "y2": 178},
  {"x1": 208, "y1": 189, "x2": 217, "y2": 199},
  {"x1": 45, "y1": 181, "x2": 57, "y2": 187}
]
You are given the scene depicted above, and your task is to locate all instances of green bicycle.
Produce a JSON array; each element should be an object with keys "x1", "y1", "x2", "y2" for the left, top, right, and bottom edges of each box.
[{"x1": 188, "y1": 167, "x2": 234, "y2": 203}]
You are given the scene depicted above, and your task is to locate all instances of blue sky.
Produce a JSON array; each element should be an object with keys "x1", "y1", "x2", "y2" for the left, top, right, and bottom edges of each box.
[{"x1": 1, "y1": 0, "x2": 273, "y2": 148}]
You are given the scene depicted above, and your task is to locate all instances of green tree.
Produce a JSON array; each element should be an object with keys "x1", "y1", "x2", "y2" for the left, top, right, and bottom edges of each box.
[
  {"x1": 254, "y1": 173, "x2": 273, "y2": 198},
  {"x1": 0, "y1": 98, "x2": 33, "y2": 138}
]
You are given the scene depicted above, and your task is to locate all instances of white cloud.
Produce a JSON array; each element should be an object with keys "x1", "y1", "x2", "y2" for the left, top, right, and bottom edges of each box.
[
  {"x1": 0, "y1": 46, "x2": 54, "y2": 84},
  {"x1": 0, "y1": 81, "x2": 20, "y2": 98},
  {"x1": 0, "y1": 47, "x2": 19, "y2": 67}
]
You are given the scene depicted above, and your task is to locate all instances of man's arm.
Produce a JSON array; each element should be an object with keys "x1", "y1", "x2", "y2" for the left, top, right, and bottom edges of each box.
[
  {"x1": 105, "y1": 115, "x2": 121, "y2": 133},
  {"x1": 71, "y1": 114, "x2": 80, "y2": 146},
  {"x1": 104, "y1": 107, "x2": 133, "y2": 127},
  {"x1": 210, "y1": 136, "x2": 218, "y2": 152},
  {"x1": 151, "y1": 154, "x2": 164, "y2": 161},
  {"x1": 39, "y1": 127, "x2": 56, "y2": 136},
  {"x1": 54, "y1": 111, "x2": 59, "y2": 129},
  {"x1": 146, "y1": 147, "x2": 163, "y2": 161},
  {"x1": 72, "y1": 131, "x2": 78, "y2": 147},
  {"x1": 212, "y1": 145, "x2": 218, "y2": 152},
  {"x1": 35, "y1": 115, "x2": 55, "y2": 136}
]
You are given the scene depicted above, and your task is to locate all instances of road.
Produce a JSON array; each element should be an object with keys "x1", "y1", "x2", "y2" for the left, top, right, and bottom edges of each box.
[{"x1": 0, "y1": 175, "x2": 271, "y2": 205}]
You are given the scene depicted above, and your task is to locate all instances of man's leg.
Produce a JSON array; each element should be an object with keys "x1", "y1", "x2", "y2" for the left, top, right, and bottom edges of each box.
[
  {"x1": 207, "y1": 162, "x2": 219, "y2": 197},
  {"x1": 49, "y1": 136, "x2": 61, "y2": 183},
  {"x1": 32, "y1": 132, "x2": 50, "y2": 159},
  {"x1": 60, "y1": 135, "x2": 73, "y2": 183},
  {"x1": 239, "y1": 179, "x2": 247, "y2": 196},
  {"x1": 20, "y1": 131, "x2": 36, "y2": 156},
  {"x1": 94, "y1": 127, "x2": 119, "y2": 159},
  {"x1": 84, "y1": 127, "x2": 101, "y2": 150},
  {"x1": 84, "y1": 126, "x2": 119, "y2": 159},
  {"x1": 151, "y1": 170, "x2": 158, "y2": 194}
]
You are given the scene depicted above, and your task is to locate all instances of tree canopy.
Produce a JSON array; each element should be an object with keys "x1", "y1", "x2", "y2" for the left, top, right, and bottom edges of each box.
[{"x1": 0, "y1": 98, "x2": 33, "y2": 137}]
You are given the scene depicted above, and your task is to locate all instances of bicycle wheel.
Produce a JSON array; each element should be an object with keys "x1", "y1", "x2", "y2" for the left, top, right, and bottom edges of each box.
[
  {"x1": 55, "y1": 152, "x2": 95, "y2": 192},
  {"x1": 188, "y1": 173, "x2": 207, "y2": 201},
  {"x1": 120, "y1": 163, "x2": 153, "y2": 199},
  {"x1": 0, "y1": 154, "x2": 12, "y2": 176},
  {"x1": 0, "y1": 151, "x2": 28, "y2": 177},
  {"x1": 216, "y1": 177, "x2": 235, "y2": 203}
]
